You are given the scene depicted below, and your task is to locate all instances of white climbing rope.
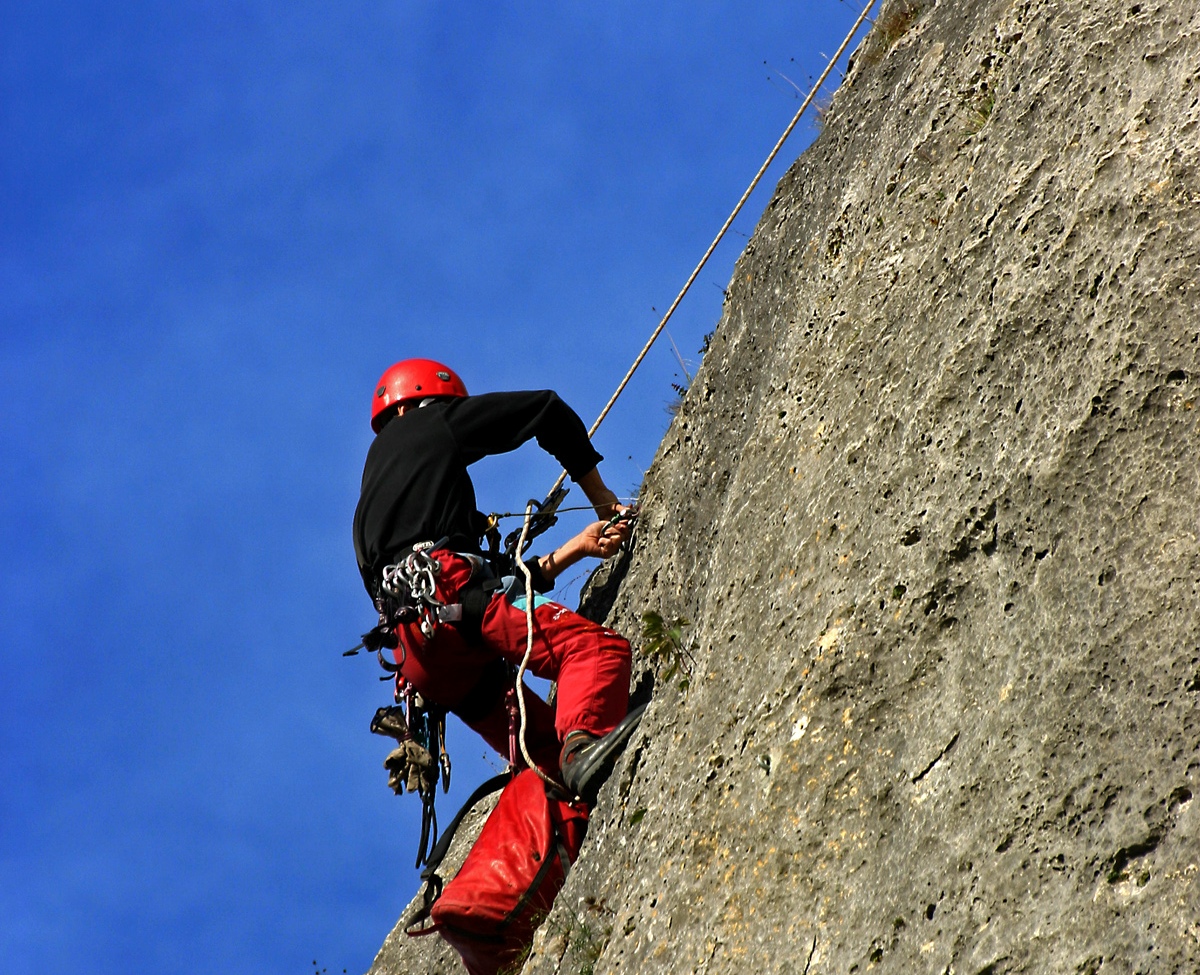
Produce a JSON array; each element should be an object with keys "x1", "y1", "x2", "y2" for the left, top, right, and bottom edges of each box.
[
  {"x1": 512, "y1": 501, "x2": 563, "y2": 790},
  {"x1": 544, "y1": 0, "x2": 878, "y2": 499}
]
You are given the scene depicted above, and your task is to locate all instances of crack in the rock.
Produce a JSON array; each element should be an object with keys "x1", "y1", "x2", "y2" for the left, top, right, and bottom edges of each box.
[{"x1": 913, "y1": 731, "x2": 961, "y2": 783}]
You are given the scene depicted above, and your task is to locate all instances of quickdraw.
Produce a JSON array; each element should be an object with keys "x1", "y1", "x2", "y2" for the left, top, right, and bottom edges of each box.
[{"x1": 503, "y1": 485, "x2": 569, "y2": 558}]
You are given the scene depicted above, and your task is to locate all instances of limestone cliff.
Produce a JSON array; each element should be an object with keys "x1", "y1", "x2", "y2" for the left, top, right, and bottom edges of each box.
[{"x1": 371, "y1": 0, "x2": 1200, "y2": 971}]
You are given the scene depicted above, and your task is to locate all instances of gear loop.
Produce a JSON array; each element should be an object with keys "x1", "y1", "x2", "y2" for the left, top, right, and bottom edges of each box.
[{"x1": 380, "y1": 540, "x2": 449, "y2": 639}]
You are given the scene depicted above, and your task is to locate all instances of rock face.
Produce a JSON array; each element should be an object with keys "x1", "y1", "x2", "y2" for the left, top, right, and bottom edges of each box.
[{"x1": 370, "y1": 0, "x2": 1200, "y2": 972}]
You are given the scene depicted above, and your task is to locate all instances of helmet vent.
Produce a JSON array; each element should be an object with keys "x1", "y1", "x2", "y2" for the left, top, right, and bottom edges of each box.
[
  {"x1": 375, "y1": 386, "x2": 386, "y2": 398},
  {"x1": 436, "y1": 371, "x2": 450, "y2": 381}
]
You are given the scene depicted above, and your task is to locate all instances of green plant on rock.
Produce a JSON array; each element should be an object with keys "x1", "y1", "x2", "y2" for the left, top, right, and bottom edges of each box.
[
  {"x1": 641, "y1": 610, "x2": 695, "y2": 691},
  {"x1": 861, "y1": 0, "x2": 925, "y2": 66},
  {"x1": 960, "y1": 90, "x2": 995, "y2": 137},
  {"x1": 543, "y1": 913, "x2": 610, "y2": 975},
  {"x1": 571, "y1": 921, "x2": 608, "y2": 975},
  {"x1": 499, "y1": 953, "x2": 529, "y2": 975}
]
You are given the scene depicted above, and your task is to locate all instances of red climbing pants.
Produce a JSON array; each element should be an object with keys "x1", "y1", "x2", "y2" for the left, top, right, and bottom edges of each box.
[{"x1": 394, "y1": 551, "x2": 631, "y2": 774}]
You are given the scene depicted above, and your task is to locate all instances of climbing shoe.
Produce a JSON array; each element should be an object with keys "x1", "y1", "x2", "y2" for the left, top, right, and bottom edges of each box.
[{"x1": 560, "y1": 704, "x2": 648, "y2": 803}]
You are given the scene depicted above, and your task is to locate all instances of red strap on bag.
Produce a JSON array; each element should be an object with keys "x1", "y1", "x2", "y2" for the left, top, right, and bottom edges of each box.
[{"x1": 406, "y1": 769, "x2": 588, "y2": 975}]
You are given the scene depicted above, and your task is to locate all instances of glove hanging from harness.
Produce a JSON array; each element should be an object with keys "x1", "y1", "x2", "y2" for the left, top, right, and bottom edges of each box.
[
  {"x1": 372, "y1": 685, "x2": 452, "y2": 868},
  {"x1": 384, "y1": 739, "x2": 436, "y2": 796}
]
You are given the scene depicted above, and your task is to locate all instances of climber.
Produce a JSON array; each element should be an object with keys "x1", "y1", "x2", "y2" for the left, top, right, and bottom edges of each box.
[{"x1": 353, "y1": 357, "x2": 642, "y2": 801}]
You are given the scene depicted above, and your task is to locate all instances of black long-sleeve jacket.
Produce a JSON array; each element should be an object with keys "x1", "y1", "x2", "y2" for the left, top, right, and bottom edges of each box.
[{"x1": 353, "y1": 390, "x2": 603, "y2": 596}]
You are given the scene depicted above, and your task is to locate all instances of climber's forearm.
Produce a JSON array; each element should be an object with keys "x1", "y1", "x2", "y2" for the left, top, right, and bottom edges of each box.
[
  {"x1": 537, "y1": 536, "x2": 589, "y2": 584},
  {"x1": 537, "y1": 518, "x2": 630, "y2": 584},
  {"x1": 576, "y1": 467, "x2": 621, "y2": 519}
]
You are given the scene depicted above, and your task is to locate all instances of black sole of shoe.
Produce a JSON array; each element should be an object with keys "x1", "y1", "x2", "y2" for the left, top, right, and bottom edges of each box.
[{"x1": 564, "y1": 703, "x2": 648, "y2": 801}]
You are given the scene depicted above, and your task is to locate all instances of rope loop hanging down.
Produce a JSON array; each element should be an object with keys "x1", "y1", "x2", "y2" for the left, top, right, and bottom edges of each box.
[{"x1": 512, "y1": 501, "x2": 566, "y2": 792}]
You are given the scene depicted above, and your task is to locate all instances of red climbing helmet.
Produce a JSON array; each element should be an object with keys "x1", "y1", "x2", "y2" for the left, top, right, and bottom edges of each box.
[{"x1": 370, "y1": 358, "x2": 468, "y2": 432}]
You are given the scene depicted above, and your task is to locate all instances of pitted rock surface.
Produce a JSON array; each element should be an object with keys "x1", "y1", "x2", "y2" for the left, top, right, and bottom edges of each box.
[{"x1": 370, "y1": 1, "x2": 1200, "y2": 972}]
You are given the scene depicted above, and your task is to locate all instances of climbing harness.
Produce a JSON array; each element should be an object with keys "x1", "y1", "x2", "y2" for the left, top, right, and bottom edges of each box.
[
  {"x1": 379, "y1": 539, "x2": 462, "y2": 639},
  {"x1": 344, "y1": 539, "x2": 495, "y2": 663}
]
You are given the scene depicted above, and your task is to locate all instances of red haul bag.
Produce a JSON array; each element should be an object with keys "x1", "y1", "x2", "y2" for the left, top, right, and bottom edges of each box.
[{"x1": 407, "y1": 769, "x2": 588, "y2": 975}]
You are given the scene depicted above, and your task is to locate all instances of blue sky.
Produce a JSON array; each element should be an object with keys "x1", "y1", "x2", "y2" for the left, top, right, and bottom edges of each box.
[{"x1": 2, "y1": 4, "x2": 869, "y2": 972}]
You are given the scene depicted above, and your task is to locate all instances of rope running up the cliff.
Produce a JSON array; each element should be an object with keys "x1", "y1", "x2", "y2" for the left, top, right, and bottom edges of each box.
[
  {"x1": 511, "y1": 1, "x2": 879, "y2": 794},
  {"x1": 543, "y1": 0, "x2": 878, "y2": 500}
]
